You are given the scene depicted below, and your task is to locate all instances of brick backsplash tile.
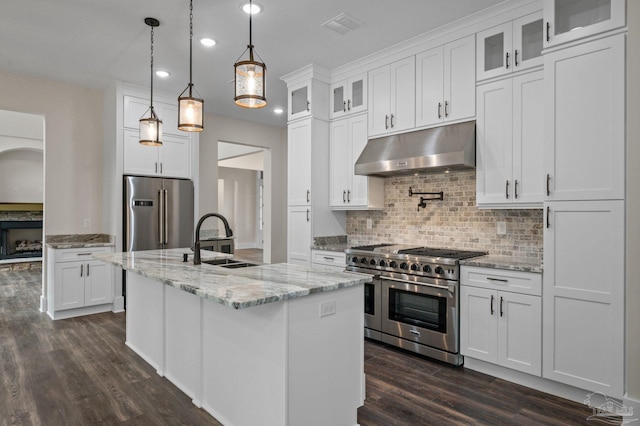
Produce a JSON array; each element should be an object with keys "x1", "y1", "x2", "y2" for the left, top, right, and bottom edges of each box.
[{"x1": 347, "y1": 170, "x2": 543, "y2": 263}]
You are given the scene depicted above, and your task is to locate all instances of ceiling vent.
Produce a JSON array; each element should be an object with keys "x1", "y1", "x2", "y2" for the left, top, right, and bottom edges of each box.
[{"x1": 322, "y1": 12, "x2": 364, "y2": 35}]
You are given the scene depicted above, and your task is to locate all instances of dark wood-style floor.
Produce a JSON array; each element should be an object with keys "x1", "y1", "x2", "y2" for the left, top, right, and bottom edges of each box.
[{"x1": 0, "y1": 269, "x2": 605, "y2": 426}]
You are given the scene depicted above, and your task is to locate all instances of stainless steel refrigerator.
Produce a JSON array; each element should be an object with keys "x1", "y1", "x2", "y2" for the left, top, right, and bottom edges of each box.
[{"x1": 124, "y1": 176, "x2": 194, "y2": 251}]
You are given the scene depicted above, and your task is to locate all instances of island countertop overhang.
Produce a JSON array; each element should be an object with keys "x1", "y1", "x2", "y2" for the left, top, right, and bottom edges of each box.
[{"x1": 95, "y1": 248, "x2": 371, "y2": 309}]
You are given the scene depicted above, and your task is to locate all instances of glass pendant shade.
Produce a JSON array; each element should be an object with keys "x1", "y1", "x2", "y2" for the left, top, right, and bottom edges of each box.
[
  {"x1": 234, "y1": 53, "x2": 267, "y2": 108},
  {"x1": 139, "y1": 110, "x2": 163, "y2": 146},
  {"x1": 178, "y1": 86, "x2": 204, "y2": 131}
]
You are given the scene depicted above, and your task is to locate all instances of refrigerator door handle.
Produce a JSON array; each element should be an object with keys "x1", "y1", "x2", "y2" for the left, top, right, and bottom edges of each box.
[
  {"x1": 158, "y1": 189, "x2": 164, "y2": 245},
  {"x1": 164, "y1": 189, "x2": 169, "y2": 244}
]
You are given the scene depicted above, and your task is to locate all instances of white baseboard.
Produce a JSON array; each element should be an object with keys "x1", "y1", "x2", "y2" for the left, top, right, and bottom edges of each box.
[
  {"x1": 112, "y1": 296, "x2": 125, "y2": 313},
  {"x1": 39, "y1": 295, "x2": 46, "y2": 312}
]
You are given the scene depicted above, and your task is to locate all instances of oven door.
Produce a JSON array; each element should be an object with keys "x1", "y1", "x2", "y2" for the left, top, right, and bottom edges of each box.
[
  {"x1": 364, "y1": 275, "x2": 382, "y2": 338},
  {"x1": 381, "y1": 276, "x2": 458, "y2": 353}
]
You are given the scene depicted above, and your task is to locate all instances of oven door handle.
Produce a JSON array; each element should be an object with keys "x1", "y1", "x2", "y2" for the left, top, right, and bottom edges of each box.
[{"x1": 382, "y1": 276, "x2": 455, "y2": 294}]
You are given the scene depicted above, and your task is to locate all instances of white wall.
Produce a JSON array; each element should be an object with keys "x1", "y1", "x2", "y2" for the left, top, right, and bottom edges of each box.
[
  {"x1": 0, "y1": 149, "x2": 43, "y2": 202},
  {"x1": 199, "y1": 113, "x2": 287, "y2": 263},
  {"x1": 0, "y1": 70, "x2": 103, "y2": 234},
  {"x1": 218, "y1": 167, "x2": 259, "y2": 249}
]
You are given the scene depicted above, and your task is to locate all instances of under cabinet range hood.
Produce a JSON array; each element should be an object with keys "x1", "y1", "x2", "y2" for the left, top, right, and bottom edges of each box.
[{"x1": 354, "y1": 120, "x2": 476, "y2": 177}]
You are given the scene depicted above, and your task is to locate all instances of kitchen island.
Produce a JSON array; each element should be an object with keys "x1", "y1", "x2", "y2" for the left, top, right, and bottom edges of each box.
[{"x1": 96, "y1": 248, "x2": 370, "y2": 426}]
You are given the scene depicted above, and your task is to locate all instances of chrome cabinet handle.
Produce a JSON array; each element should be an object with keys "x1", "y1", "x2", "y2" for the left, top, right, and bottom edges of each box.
[
  {"x1": 490, "y1": 294, "x2": 494, "y2": 315},
  {"x1": 343, "y1": 101, "x2": 346, "y2": 112},
  {"x1": 500, "y1": 296, "x2": 504, "y2": 317},
  {"x1": 444, "y1": 101, "x2": 449, "y2": 117},
  {"x1": 505, "y1": 180, "x2": 510, "y2": 199},
  {"x1": 306, "y1": 209, "x2": 310, "y2": 222},
  {"x1": 514, "y1": 49, "x2": 519, "y2": 67},
  {"x1": 347, "y1": 99, "x2": 351, "y2": 111},
  {"x1": 514, "y1": 180, "x2": 519, "y2": 199},
  {"x1": 306, "y1": 190, "x2": 310, "y2": 203},
  {"x1": 546, "y1": 206, "x2": 551, "y2": 229},
  {"x1": 347, "y1": 190, "x2": 351, "y2": 203},
  {"x1": 343, "y1": 190, "x2": 346, "y2": 203},
  {"x1": 487, "y1": 277, "x2": 508, "y2": 283},
  {"x1": 409, "y1": 330, "x2": 421, "y2": 337},
  {"x1": 438, "y1": 102, "x2": 442, "y2": 119},
  {"x1": 390, "y1": 114, "x2": 395, "y2": 128},
  {"x1": 385, "y1": 115, "x2": 389, "y2": 129},
  {"x1": 506, "y1": 52, "x2": 510, "y2": 69},
  {"x1": 80, "y1": 264, "x2": 83, "y2": 277},
  {"x1": 546, "y1": 174, "x2": 551, "y2": 196},
  {"x1": 546, "y1": 22, "x2": 551, "y2": 42}
]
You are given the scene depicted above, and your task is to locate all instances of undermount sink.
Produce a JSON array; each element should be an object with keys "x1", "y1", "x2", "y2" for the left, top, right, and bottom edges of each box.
[{"x1": 202, "y1": 258, "x2": 257, "y2": 268}]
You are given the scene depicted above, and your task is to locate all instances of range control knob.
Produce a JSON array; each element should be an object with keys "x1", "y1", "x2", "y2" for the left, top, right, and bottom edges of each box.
[
  {"x1": 370, "y1": 259, "x2": 377, "y2": 266},
  {"x1": 360, "y1": 258, "x2": 368, "y2": 264},
  {"x1": 423, "y1": 265, "x2": 432, "y2": 273},
  {"x1": 434, "y1": 266, "x2": 444, "y2": 274},
  {"x1": 410, "y1": 263, "x2": 419, "y2": 271},
  {"x1": 351, "y1": 257, "x2": 358, "y2": 263},
  {"x1": 389, "y1": 261, "x2": 398, "y2": 268},
  {"x1": 400, "y1": 262, "x2": 409, "y2": 270},
  {"x1": 379, "y1": 260, "x2": 387, "y2": 267}
]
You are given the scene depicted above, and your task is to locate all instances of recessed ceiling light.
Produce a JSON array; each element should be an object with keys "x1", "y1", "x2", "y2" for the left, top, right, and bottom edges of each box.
[
  {"x1": 273, "y1": 108, "x2": 283, "y2": 114},
  {"x1": 200, "y1": 38, "x2": 216, "y2": 47},
  {"x1": 155, "y1": 70, "x2": 170, "y2": 78},
  {"x1": 242, "y1": 2, "x2": 261, "y2": 14}
]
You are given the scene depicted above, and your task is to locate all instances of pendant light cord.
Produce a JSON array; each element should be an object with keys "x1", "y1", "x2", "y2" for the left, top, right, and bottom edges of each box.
[
  {"x1": 150, "y1": 25, "x2": 155, "y2": 115},
  {"x1": 189, "y1": 0, "x2": 193, "y2": 95}
]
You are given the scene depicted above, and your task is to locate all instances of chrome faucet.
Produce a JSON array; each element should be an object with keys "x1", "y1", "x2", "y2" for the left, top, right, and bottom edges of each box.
[{"x1": 193, "y1": 213, "x2": 234, "y2": 265}]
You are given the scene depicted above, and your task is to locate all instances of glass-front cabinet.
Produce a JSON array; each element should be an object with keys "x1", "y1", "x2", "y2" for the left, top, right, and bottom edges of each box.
[
  {"x1": 477, "y1": 11, "x2": 543, "y2": 81},
  {"x1": 288, "y1": 82, "x2": 311, "y2": 120},
  {"x1": 543, "y1": 0, "x2": 625, "y2": 47},
  {"x1": 330, "y1": 74, "x2": 367, "y2": 119}
]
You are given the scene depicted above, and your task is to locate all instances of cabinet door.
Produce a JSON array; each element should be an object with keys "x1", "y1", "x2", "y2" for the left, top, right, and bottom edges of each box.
[
  {"x1": 389, "y1": 57, "x2": 416, "y2": 134},
  {"x1": 476, "y1": 79, "x2": 513, "y2": 205},
  {"x1": 329, "y1": 119, "x2": 350, "y2": 207},
  {"x1": 460, "y1": 286, "x2": 497, "y2": 363},
  {"x1": 476, "y1": 22, "x2": 513, "y2": 81},
  {"x1": 444, "y1": 35, "x2": 476, "y2": 122},
  {"x1": 330, "y1": 80, "x2": 348, "y2": 119},
  {"x1": 288, "y1": 120, "x2": 312, "y2": 206},
  {"x1": 544, "y1": 34, "x2": 624, "y2": 201},
  {"x1": 54, "y1": 262, "x2": 85, "y2": 311},
  {"x1": 159, "y1": 134, "x2": 191, "y2": 179},
  {"x1": 123, "y1": 95, "x2": 151, "y2": 130},
  {"x1": 84, "y1": 260, "x2": 113, "y2": 306},
  {"x1": 497, "y1": 292, "x2": 541, "y2": 376},
  {"x1": 415, "y1": 46, "x2": 444, "y2": 127},
  {"x1": 512, "y1": 71, "x2": 544, "y2": 205},
  {"x1": 287, "y1": 206, "x2": 311, "y2": 266},
  {"x1": 347, "y1": 74, "x2": 367, "y2": 115},
  {"x1": 368, "y1": 65, "x2": 391, "y2": 137},
  {"x1": 123, "y1": 129, "x2": 160, "y2": 176},
  {"x1": 289, "y1": 82, "x2": 311, "y2": 121},
  {"x1": 512, "y1": 11, "x2": 544, "y2": 71},
  {"x1": 347, "y1": 115, "x2": 371, "y2": 207},
  {"x1": 543, "y1": 200, "x2": 624, "y2": 397},
  {"x1": 157, "y1": 102, "x2": 190, "y2": 138},
  {"x1": 543, "y1": 0, "x2": 626, "y2": 48}
]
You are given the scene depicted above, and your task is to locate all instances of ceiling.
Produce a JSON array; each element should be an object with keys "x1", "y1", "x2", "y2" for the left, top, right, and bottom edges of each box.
[{"x1": 1, "y1": 0, "x2": 508, "y2": 128}]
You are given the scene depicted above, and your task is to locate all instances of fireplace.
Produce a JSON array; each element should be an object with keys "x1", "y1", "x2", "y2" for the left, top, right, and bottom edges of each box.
[{"x1": 0, "y1": 220, "x2": 43, "y2": 260}]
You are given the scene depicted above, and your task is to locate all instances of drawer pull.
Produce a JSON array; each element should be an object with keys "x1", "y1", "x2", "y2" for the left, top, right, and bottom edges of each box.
[
  {"x1": 323, "y1": 256, "x2": 335, "y2": 262},
  {"x1": 77, "y1": 253, "x2": 93, "y2": 256},
  {"x1": 487, "y1": 277, "x2": 508, "y2": 283}
]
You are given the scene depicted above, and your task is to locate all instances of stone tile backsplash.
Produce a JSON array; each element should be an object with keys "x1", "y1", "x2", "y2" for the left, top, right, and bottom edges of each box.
[{"x1": 346, "y1": 170, "x2": 543, "y2": 263}]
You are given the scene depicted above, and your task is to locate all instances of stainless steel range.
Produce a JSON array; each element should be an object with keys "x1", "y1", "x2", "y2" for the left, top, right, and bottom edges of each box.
[{"x1": 345, "y1": 244, "x2": 486, "y2": 365}]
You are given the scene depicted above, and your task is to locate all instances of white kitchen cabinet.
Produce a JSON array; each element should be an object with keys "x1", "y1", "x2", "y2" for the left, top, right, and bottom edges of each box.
[
  {"x1": 286, "y1": 75, "x2": 330, "y2": 122},
  {"x1": 330, "y1": 73, "x2": 367, "y2": 119},
  {"x1": 544, "y1": 34, "x2": 624, "y2": 201},
  {"x1": 476, "y1": 11, "x2": 543, "y2": 81},
  {"x1": 123, "y1": 95, "x2": 190, "y2": 138},
  {"x1": 329, "y1": 114, "x2": 384, "y2": 210},
  {"x1": 122, "y1": 129, "x2": 190, "y2": 178},
  {"x1": 542, "y1": 200, "x2": 624, "y2": 397},
  {"x1": 415, "y1": 35, "x2": 475, "y2": 127},
  {"x1": 287, "y1": 206, "x2": 311, "y2": 266},
  {"x1": 476, "y1": 70, "x2": 544, "y2": 208},
  {"x1": 368, "y1": 56, "x2": 415, "y2": 137},
  {"x1": 287, "y1": 119, "x2": 313, "y2": 206},
  {"x1": 47, "y1": 246, "x2": 114, "y2": 319},
  {"x1": 311, "y1": 249, "x2": 346, "y2": 273},
  {"x1": 543, "y1": 0, "x2": 625, "y2": 48},
  {"x1": 460, "y1": 266, "x2": 542, "y2": 376}
]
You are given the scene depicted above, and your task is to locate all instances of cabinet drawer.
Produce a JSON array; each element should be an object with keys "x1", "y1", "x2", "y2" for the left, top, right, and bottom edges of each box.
[
  {"x1": 461, "y1": 265, "x2": 541, "y2": 296},
  {"x1": 311, "y1": 250, "x2": 346, "y2": 268},
  {"x1": 54, "y1": 246, "x2": 112, "y2": 263}
]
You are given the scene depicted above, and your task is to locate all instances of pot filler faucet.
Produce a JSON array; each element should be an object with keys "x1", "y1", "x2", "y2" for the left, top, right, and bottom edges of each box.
[{"x1": 193, "y1": 213, "x2": 234, "y2": 265}]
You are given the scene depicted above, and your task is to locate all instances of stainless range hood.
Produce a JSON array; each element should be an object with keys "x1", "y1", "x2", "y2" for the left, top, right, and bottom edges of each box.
[{"x1": 354, "y1": 120, "x2": 476, "y2": 177}]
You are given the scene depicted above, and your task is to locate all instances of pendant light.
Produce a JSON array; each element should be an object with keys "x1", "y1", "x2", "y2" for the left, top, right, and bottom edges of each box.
[
  {"x1": 233, "y1": 0, "x2": 267, "y2": 108},
  {"x1": 178, "y1": 0, "x2": 204, "y2": 131},
  {"x1": 140, "y1": 17, "x2": 163, "y2": 146}
]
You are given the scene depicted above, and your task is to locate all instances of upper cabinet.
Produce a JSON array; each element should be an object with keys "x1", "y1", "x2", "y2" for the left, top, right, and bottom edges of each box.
[
  {"x1": 477, "y1": 11, "x2": 544, "y2": 81},
  {"x1": 368, "y1": 56, "x2": 416, "y2": 137},
  {"x1": 330, "y1": 74, "x2": 367, "y2": 119},
  {"x1": 416, "y1": 35, "x2": 475, "y2": 128},
  {"x1": 123, "y1": 95, "x2": 189, "y2": 139},
  {"x1": 284, "y1": 65, "x2": 330, "y2": 122},
  {"x1": 543, "y1": 0, "x2": 625, "y2": 48}
]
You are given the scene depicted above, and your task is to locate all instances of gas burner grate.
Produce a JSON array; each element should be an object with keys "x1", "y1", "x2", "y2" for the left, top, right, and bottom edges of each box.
[{"x1": 398, "y1": 247, "x2": 487, "y2": 259}]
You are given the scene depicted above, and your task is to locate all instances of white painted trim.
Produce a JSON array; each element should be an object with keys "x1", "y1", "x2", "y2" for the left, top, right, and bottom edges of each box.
[
  {"x1": 39, "y1": 295, "x2": 46, "y2": 313},
  {"x1": 46, "y1": 303, "x2": 114, "y2": 320},
  {"x1": 112, "y1": 295, "x2": 125, "y2": 313}
]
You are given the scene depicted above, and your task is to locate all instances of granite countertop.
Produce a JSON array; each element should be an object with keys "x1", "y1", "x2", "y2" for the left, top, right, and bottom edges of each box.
[
  {"x1": 46, "y1": 234, "x2": 116, "y2": 249},
  {"x1": 460, "y1": 255, "x2": 543, "y2": 274},
  {"x1": 311, "y1": 235, "x2": 348, "y2": 253},
  {"x1": 95, "y1": 248, "x2": 371, "y2": 310},
  {"x1": 311, "y1": 244, "x2": 348, "y2": 253}
]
